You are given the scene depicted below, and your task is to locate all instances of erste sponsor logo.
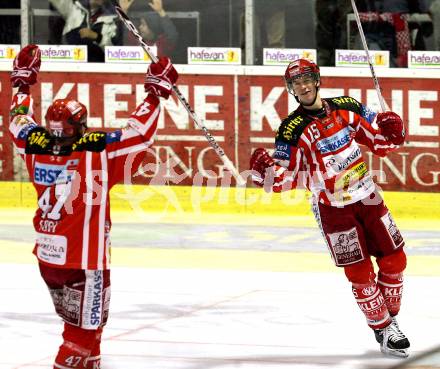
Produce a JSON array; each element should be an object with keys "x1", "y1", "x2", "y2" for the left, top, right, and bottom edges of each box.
[
  {"x1": 34, "y1": 163, "x2": 64, "y2": 186},
  {"x1": 34, "y1": 159, "x2": 78, "y2": 186}
]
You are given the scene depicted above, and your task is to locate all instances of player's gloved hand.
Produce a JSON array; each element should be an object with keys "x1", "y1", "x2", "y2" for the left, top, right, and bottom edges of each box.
[
  {"x1": 377, "y1": 111, "x2": 405, "y2": 145},
  {"x1": 144, "y1": 56, "x2": 178, "y2": 99},
  {"x1": 250, "y1": 148, "x2": 286, "y2": 191},
  {"x1": 250, "y1": 148, "x2": 274, "y2": 186},
  {"x1": 11, "y1": 44, "x2": 41, "y2": 88}
]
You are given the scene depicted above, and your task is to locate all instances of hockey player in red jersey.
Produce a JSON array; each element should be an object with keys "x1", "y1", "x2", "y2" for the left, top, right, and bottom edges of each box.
[
  {"x1": 250, "y1": 58, "x2": 410, "y2": 357},
  {"x1": 9, "y1": 44, "x2": 178, "y2": 369}
]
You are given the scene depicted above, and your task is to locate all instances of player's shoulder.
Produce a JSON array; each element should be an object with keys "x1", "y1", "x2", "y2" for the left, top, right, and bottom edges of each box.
[
  {"x1": 105, "y1": 130, "x2": 122, "y2": 144},
  {"x1": 25, "y1": 127, "x2": 53, "y2": 154},
  {"x1": 72, "y1": 131, "x2": 107, "y2": 152},
  {"x1": 276, "y1": 109, "x2": 314, "y2": 146},
  {"x1": 327, "y1": 96, "x2": 378, "y2": 124},
  {"x1": 326, "y1": 96, "x2": 363, "y2": 114}
]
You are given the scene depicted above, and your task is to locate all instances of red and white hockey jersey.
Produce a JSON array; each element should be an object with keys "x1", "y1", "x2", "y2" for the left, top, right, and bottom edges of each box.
[
  {"x1": 9, "y1": 91, "x2": 160, "y2": 270},
  {"x1": 273, "y1": 96, "x2": 402, "y2": 206}
]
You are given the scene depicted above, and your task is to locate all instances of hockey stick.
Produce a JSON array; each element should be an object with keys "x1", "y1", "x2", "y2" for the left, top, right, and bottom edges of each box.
[
  {"x1": 350, "y1": 0, "x2": 387, "y2": 112},
  {"x1": 113, "y1": 2, "x2": 246, "y2": 185}
]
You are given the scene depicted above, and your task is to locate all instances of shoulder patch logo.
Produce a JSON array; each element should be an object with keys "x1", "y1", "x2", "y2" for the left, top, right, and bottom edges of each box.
[
  {"x1": 332, "y1": 97, "x2": 360, "y2": 107},
  {"x1": 283, "y1": 115, "x2": 304, "y2": 141},
  {"x1": 28, "y1": 130, "x2": 51, "y2": 149},
  {"x1": 72, "y1": 132, "x2": 106, "y2": 152},
  {"x1": 360, "y1": 105, "x2": 377, "y2": 124},
  {"x1": 274, "y1": 141, "x2": 292, "y2": 160}
]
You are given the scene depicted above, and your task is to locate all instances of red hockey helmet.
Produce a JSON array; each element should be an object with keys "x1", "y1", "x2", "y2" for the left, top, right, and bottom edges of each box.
[
  {"x1": 45, "y1": 99, "x2": 87, "y2": 141},
  {"x1": 284, "y1": 58, "x2": 320, "y2": 95}
]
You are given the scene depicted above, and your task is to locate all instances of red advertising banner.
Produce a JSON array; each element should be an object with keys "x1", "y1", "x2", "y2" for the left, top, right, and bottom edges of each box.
[{"x1": 0, "y1": 71, "x2": 439, "y2": 192}]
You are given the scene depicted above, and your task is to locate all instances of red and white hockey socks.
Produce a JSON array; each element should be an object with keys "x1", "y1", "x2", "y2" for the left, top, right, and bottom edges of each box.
[
  {"x1": 352, "y1": 282, "x2": 391, "y2": 330},
  {"x1": 85, "y1": 327, "x2": 103, "y2": 369},
  {"x1": 54, "y1": 340, "x2": 91, "y2": 369},
  {"x1": 85, "y1": 356, "x2": 101, "y2": 369},
  {"x1": 54, "y1": 323, "x2": 99, "y2": 369},
  {"x1": 378, "y1": 272, "x2": 404, "y2": 316}
]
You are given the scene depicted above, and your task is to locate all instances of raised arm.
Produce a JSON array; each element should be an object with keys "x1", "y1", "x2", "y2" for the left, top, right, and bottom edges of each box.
[
  {"x1": 9, "y1": 45, "x2": 42, "y2": 155},
  {"x1": 106, "y1": 56, "x2": 178, "y2": 186},
  {"x1": 354, "y1": 106, "x2": 405, "y2": 157}
]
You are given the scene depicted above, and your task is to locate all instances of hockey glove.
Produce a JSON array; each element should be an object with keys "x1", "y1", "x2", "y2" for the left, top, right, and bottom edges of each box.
[
  {"x1": 250, "y1": 148, "x2": 286, "y2": 192},
  {"x1": 377, "y1": 111, "x2": 405, "y2": 145},
  {"x1": 11, "y1": 44, "x2": 41, "y2": 88},
  {"x1": 144, "y1": 57, "x2": 178, "y2": 99},
  {"x1": 250, "y1": 148, "x2": 274, "y2": 186}
]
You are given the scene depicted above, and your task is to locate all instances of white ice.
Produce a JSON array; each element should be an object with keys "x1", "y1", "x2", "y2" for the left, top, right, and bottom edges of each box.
[{"x1": 1, "y1": 264, "x2": 439, "y2": 369}]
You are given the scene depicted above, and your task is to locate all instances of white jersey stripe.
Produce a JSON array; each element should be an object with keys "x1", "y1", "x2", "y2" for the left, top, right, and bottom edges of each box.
[
  {"x1": 126, "y1": 104, "x2": 160, "y2": 136},
  {"x1": 360, "y1": 124, "x2": 375, "y2": 141},
  {"x1": 311, "y1": 197, "x2": 334, "y2": 262},
  {"x1": 293, "y1": 148, "x2": 302, "y2": 179},
  {"x1": 374, "y1": 143, "x2": 398, "y2": 150},
  {"x1": 82, "y1": 152, "x2": 93, "y2": 269},
  {"x1": 378, "y1": 281, "x2": 404, "y2": 288},
  {"x1": 107, "y1": 141, "x2": 152, "y2": 159},
  {"x1": 120, "y1": 125, "x2": 146, "y2": 140},
  {"x1": 105, "y1": 237, "x2": 111, "y2": 269},
  {"x1": 97, "y1": 151, "x2": 108, "y2": 270},
  {"x1": 302, "y1": 134, "x2": 326, "y2": 191}
]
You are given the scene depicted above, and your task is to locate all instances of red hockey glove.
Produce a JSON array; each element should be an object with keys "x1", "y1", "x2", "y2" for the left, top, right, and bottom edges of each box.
[
  {"x1": 250, "y1": 148, "x2": 274, "y2": 186},
  {"x1": 11, "y1": 44, "x2": 41, "y2": 88},
  {"x1": 377, "y1": 111, "x2": 405, "y2": 145},
  {"x1": 250, "y1": 148, "x2": 286, "y2": 191},
  {"x1": 144, "y1": 57, "x2": 178, "y2": 99}
]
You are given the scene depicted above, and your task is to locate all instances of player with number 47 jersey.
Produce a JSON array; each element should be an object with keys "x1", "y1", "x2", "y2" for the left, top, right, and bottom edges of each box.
[{"x1": 9, "y1": 44, "x2": 178, "y2": 369}]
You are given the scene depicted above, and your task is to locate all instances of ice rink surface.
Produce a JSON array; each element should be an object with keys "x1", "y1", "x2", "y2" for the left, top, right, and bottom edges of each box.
[
  {"x1": 1, "y1": 211, "x2": 439, "y2": 369},
  {"x1": 1, "y1": 264, "x2": 440, "y2": 369}
]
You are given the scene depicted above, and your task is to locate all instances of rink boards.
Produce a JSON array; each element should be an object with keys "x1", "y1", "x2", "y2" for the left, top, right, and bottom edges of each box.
[
  {"x1": 0, "y1": 63, "x2": 440, "y2": 193},
  {"x1": 0, "y1": 181, "x2": 439, "y2": 277}
]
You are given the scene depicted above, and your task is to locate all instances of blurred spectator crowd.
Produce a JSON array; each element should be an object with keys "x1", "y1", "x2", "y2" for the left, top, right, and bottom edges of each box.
[{"x1": 0, "y1": 0, "x2": 439, "y2": 66}]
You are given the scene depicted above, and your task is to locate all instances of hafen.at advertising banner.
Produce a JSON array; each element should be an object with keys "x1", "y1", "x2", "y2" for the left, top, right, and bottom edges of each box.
[{"x1": 0, "y1": 67, "x2": 439, "y2": 192}]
